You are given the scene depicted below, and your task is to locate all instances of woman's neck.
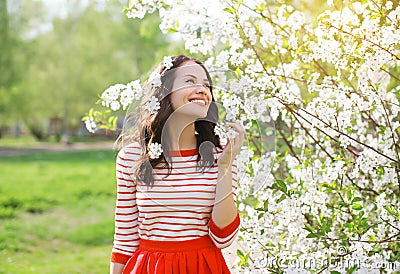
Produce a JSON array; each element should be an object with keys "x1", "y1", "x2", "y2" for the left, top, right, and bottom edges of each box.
[{"x1": 165, "y1": 118, "x2": 197, "y2": 151}]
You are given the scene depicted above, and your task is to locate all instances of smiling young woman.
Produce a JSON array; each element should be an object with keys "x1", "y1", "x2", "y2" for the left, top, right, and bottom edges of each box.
[{"x1": 110, "y1": 55, "x2": 244, "y2": 274}]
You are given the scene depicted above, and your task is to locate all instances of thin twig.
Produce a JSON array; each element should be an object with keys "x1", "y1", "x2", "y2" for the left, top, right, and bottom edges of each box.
[{"x1": 329, "y1": 24, "x2": 400, "y2": 61}]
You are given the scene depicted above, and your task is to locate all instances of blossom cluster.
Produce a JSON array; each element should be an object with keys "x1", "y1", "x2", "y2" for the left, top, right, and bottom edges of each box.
[
  {"x1": 90, "y1": 0, "x2": 400, "y2": 272},
  {"x1": 83, "y1": 56, "x2": 174, "y2": 133},
  {"x1": 101, "y1": 80, "x2": 142, "y2": 111},
  {"x1": 144, "y1": 96, "x2": 160, "y2": 115},
  {"x1": 214, "y1": 121, "x2": 238, "y2": 140}
]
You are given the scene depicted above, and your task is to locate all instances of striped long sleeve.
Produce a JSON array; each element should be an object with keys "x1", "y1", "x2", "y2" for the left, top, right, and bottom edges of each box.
[
  {"x1": 110, "y1": 148, "x2": 140, "y2": 264},
  {"x1": 110, "y1": 143, "x2": 242, "y2": 264},
  {"x1": 208, "y1": 157, "x2": 241, "y2": 249}
]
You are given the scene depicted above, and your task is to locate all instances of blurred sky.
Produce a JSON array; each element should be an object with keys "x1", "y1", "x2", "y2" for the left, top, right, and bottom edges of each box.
[
  {"x1": 19, "y1": 0, "x2": 103, "y2": 39},
  {"x1": 18, "y1": 0, "x2": 180, "y2": 41},
  {"x1": 40, "y1": 0, "x2": 93, "y2": 18}
]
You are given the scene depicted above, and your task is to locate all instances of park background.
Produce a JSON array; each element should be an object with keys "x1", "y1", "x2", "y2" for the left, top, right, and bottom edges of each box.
[
  {"x1": 1, "y1": 0, "x2": 399, "y2": 273},
  {"x1": 0, "y1": 0, "x2": 184, "y2": 272}
]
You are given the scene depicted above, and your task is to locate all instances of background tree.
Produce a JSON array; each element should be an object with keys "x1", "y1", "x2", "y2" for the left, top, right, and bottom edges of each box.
[
  {"x1": 0, "y1": 0, "x2": 15, "y2": 136},
  {"x1": 1, "y1": 0, "x2": 176, "y2": 141}
]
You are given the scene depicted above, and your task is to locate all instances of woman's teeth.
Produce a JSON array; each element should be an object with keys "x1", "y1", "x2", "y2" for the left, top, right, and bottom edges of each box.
[{"x1": 190, "y1": 99, "x2": 206, "y2": 106}]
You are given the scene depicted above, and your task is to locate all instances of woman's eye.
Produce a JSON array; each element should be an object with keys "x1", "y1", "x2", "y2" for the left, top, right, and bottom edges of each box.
[
  {"x1": 204, "y1": 83, "x2": 211, "y2": 88},
  {"x1": 186, "y1": 79, "x2": 195, "y2": 84}
]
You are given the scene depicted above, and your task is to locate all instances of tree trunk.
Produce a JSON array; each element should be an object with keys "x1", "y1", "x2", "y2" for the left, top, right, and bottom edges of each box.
[
  {"x1": 0, "y1": 0, "x2": 13, "y2": 87},
  {"x1": 24, "y1": 120, "x2": 48, "y2": 141}
]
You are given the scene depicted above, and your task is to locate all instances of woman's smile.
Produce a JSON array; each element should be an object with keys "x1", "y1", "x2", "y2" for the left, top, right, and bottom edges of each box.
[{"x1": 188, "y1": 97, "x2": 207, "y2": 106}]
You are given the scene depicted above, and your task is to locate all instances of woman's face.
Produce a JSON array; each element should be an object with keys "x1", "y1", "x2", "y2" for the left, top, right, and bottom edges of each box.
[{"x1": 169, "y1": 60, "x2": 213, "y2": 119}]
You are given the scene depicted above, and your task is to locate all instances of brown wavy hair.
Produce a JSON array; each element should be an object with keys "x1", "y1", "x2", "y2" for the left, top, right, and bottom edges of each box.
[{"x1": 118, "y1": 55, "x2": 222, "y2": 187}]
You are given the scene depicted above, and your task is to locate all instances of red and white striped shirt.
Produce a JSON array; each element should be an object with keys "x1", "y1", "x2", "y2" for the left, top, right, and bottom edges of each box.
[{"x1": 110, "y1": 142, "x2": 240, "y2": 264}]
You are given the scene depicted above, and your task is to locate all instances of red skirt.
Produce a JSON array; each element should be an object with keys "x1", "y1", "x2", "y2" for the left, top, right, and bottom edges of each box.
[{"x1": 122, "y1": 235, "x2": 231, "y2": 274}]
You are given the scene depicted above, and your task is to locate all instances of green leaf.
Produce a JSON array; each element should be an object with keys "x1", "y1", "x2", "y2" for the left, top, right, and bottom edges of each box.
[
  {"x1": 276, "y1": 180, "x2": 287, "y2": 193},
  {"x1": 243, "y1": 196, "x2": 261, "y2": 208},
  {"x1": 346, "y1": 189, "x2": 353, "y2": 201},
  {"x1": 376, "y1": 166, "x2": 385, "y2": 176},
  {"x1": 263, "y1": 199, "x2": 268, "y2": 210},
  {"x1": 384, "y1": 205, "x2": 400, "y2": 218},
  {"x1": 224, "y1": 7, "x2": 234, "y2": 14},
  {"x1": 99, "y1": 125, "x2": 109, "y2": 130},
  {"x1": 276, "y1": 194, "x2": 286, "y2": 203},
  {"x1": 236, "y1": 249, "x2": 250, "y2": 267},
  {"x1": 108, "y1": 116, "x2": 116, "y2": 123},
  {"x1": 94, "y1": 110, "x2": 102, "y2": 116},
  {"x1": 352, "y1": 204, "x2": 363, "y2": 210},
  {"x1": 235, "y1": 66, "x2": 241, "y2": 77},
  {"x1": 343, "y1": 222, "x2": 353, "y2": 228},
  {"x1": 255, "y1": 199, "x2": 269, "y2": 212},
  {"x1": 304, "y1": 225, "x2": 314, "y2": 233},
  {"x1": 167, "y1": 28, "x2": 177, "y2": 34},
  {"x1": 306, "y1": 232, "x2": 323, "y2": 238},
  {"x1": 352, "y1": 197, "x2": 363, "y2": 203}
]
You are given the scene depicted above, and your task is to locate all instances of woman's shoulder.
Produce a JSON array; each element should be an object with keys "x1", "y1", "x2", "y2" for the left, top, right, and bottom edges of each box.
[{"x1": 117, "y1": 141, "x2": 143, "y2": 161}]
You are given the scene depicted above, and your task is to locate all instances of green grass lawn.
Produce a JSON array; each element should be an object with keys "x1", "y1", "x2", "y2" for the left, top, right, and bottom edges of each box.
[
  {"x1": 0, "y1": 135, "x2": 49, "y2": 148},
  {"x1": 0, "y1": 149, "x2": 118, "y2": 273}
]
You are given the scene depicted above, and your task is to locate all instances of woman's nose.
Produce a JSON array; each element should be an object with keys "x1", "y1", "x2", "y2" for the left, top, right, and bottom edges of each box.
[{"x1": 195, "y1": 84, "x2": 207, "y2": 93}]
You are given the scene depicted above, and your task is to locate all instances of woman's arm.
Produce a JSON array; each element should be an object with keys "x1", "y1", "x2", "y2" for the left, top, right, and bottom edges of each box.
[
  {"x1": 209, "y1": 121, "x2": 244, "y2": 248},
  {"x1": 110, "y1": 147, "x2": 141, "y2": 273},
  {"x1": 110, "y1": 262, "x2": 125, "y2": 274},
  {"x1": 213, "y1": 120, "x2": 244, "y2": 226},
  {"x1": 212, "y1": 164, "x2": 238, "y2": 228}
]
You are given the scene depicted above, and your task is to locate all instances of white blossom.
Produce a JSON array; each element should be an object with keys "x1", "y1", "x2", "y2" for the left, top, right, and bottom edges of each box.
[
  {"x1": 84, "y1": 118, "x2": 96, "y2": 133},
  {"x1": 126, "y1": 80, "x2": 143, "y2": 100},
  {"x1": 149, "y1": 71, "x2": 162, "y2": 88},
  {"x1": 120, "y1": 80, "x2": 143, "y2": 110},
  {"x1": 214, "y1": 122, "x2": 238, "y2": 140},
  {"x1": 144, "y1": 96, "x2": 160, "y2": 115},
  {"x1": 110, "y1": 100, "x2": 121, "y2": 111},
  {"x1": 148, "y1": 142, "x2": 163, "y2": 159},
  {"x1": 163, "y1": 56, "x2": 173, "y2": 69},
  {"x1": 101, "y1": 83, "x2": 125, "y2": 109}
]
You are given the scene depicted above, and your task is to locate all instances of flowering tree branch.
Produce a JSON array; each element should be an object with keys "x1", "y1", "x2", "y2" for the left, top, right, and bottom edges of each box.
[{"x1": 86, "y1": 0, "x2": 400, "y2": 272}]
